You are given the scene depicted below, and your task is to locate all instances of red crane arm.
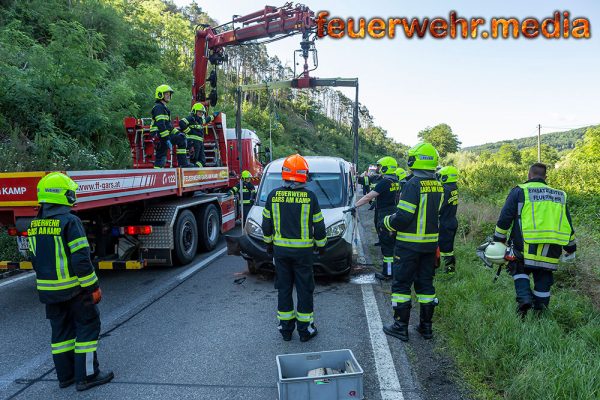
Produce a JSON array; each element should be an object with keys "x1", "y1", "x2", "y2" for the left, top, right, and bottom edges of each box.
[{"x1": 192, "y1": 3, "x2": 315, "y2": 103}]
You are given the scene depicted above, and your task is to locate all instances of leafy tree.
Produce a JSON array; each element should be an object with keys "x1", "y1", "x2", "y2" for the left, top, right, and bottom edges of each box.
[
  {"x1": 417, "y1": 123, "x2": 461, "y2": 157},
  {"x1": 496, "y1": 144, "x2": 521, "y2": 165}
]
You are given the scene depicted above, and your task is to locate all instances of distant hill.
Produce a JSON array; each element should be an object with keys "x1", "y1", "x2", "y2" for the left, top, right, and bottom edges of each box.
[{"x1": 463, "y1": 126, "x2": 596, "y2": 153}]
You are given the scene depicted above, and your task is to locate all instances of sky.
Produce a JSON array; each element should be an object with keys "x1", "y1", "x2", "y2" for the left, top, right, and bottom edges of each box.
[{"x1": 175, "y1": 0, "x2": 600, "y2": 147}]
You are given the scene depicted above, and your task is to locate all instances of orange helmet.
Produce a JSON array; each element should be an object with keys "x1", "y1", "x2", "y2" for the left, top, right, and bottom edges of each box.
[{"x1": 282, "y1": 154, "x2": 309, "y2": 183}]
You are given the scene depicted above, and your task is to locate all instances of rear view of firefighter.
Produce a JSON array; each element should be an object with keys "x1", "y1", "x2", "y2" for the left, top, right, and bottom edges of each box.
[
  {"x1": 262, "y1": 154, "x2": 327, "y2": 342},
  {"x1": 437, "y1": 166, "x2": 459, "y2": 274},
  {"x1": 351, "y1": 156, "x2": 399, "y2": 279},
  {"x1": 493, "y1": 163, "x2": 576, "y2": 317},
  {"x1": 151, "y1": 84, "x2": 177, "y2": 168},
  {"x1": 28, "y1": 173, "x2": 113, "y2": 391},
  {"x1": 382, "y1": 143, "x2": 443, "y2": 341},
  {"x1": 179, "y1": 103, "x2": 215, "y2": 167}
]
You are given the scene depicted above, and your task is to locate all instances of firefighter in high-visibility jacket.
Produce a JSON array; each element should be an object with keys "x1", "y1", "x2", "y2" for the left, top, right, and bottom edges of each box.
[
  {"x1": 231, "y1": 170, "x2": 256, "y2": 223},
  {"x1": 262, "y1": 154, "x2": 327, "y2": 342},
  {"x1": 382, "y1": 143, "x2": 443, "y2": 341},
  {"x1": 150, "y1": 85, "x2": 178, "y2": 168},
  {"x1": 28, "y1": 173, "x2": 113, "y2": 391},
  {"x1": 357, "y1": 172, "x2": 370, "y2": 195},
  {"x1": 351, "y1": 157, "x2": 400, "y2": 279},
  {"x1": 493, "y1": 163, "x2": 576, "y2": 317},
  {"x1": 178, "y1": 103, "x2": 216, "y2": 167},
  {"x1": 437, "y1": 166, "x2": 459, "y2": 274}
]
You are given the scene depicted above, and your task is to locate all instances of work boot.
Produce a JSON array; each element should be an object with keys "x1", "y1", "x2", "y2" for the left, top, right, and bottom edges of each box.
[
  {"x1": 280, "y1": 331, "x2": 292, "y2": 341},
  {"x1": 516, "y1": 303, "x2": 532, "y2": 319},
  {"x1": 59, "y1": 377, "x2": 75, "y2": 389},
  {"x1": 443, "y1": 256, "x2": 456, "y2": 274},
  {"x1": 383, "y1": 304, "x2": 411, "y2": 341},
  {"x1": 299, "y1": 324, "x2": 318, "y2": 342},
  {"x1": 76, "y1": 370, "x2": 114, "y2": 392},
  {"x1": 416, "y1": 303, "x2": 435, "y2": 339}
]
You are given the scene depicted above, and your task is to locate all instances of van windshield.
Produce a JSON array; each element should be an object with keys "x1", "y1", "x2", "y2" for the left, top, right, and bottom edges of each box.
[{"x1": 257, "y1": 173, "x2": 344, "y2": 209}]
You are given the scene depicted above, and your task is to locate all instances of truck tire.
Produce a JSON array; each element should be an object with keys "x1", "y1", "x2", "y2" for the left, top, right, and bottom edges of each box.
[
  {"x1": 174, "y1": 209, "x2": 198, "y2": 265},
  {"x1": 198, "y1": 203, "x2": 220, "y2": 252}
]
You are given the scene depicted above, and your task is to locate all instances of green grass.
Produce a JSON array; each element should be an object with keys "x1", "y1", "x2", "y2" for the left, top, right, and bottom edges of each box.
[{"x1": 434, "y1": 243, "x2": 600, "y2": 400}]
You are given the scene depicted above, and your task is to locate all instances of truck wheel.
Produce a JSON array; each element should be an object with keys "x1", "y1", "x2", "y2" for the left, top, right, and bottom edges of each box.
[
  {"x1": 247, "y1": 260, "x2": 258, "y2": 274},
  {"x1": 198, "y1": 204, "x2": 220, "y2": 251},
  {"x1": 174, "y1": 210, "x2": 198, "y2": 265}
]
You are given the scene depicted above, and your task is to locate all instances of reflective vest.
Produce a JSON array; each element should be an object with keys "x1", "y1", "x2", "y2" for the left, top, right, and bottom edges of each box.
[{"x1": 518, "y1": 182, "x2": 571, "y2": 246}]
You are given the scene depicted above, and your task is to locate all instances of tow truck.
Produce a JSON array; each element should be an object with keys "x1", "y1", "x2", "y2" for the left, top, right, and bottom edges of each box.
[{"x1": 0, "y1": 3, "x2": 320, "y2": 271}]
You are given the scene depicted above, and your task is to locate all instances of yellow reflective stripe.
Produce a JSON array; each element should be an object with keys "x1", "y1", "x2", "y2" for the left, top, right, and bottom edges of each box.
[
  {"x1": 186, "y1": 135, "x2": 203, "y2": 141},
  {"x1": 263, "y1": 235, "x2": 273, "y2": 244},
  {"x1": 183, "y1": 128, "x2": 191, "y2": 134},
  {"x1": 416, "y1": 293, "x2": 436, "y2": 303},
  {"x1": 68, "y1": 236, "x2": 89, "y2": 253},
  {"x1": 154, "y1": 115, "x2": 169, "y2": 121},
  {"x1": 273, "y1": 238, "x2": 314, "y2": 248},
  {"x1": 397, "y1": 200, "x2": 417, "y2": 214},
  {"x1": 417, "y1": 194, "x2": 427, "y2": 235},
  {"x1": 277, "y1": 310, "x2": 295, "y2": 321},
  {"x1": 273, "y1": 204, "x2": 281, "y2": 238},
  {"x1": 440, "y1": 251, "x2": 454, "y2": 256},
  {"x1": 296, "y1": 312, "x2": 314, "y2": 322},
  {"x1": 391, "y1": 293, "x2": 411, "y2": 303},
  {"x1": 301, "y1": 204, "x2": 310, "y2": 240},
  {"x1": 181, "y1": 118, "x2": 189, "y2": 124},
  {"x1": 51, "y1": 339, "x2": 75, "y2": 354},
  {"x1": 395, "y1": 233, "x2": 438, "y2": 243},
  {"x1": 176, "y1": 149, "x2": 187, "y2": 154},
  {"x1": 36, "y1": 277, "x2": 79, "y2": 291},
  {"x1": 262, "y1": 209, "x2": 271, "y2": 219},
  {"x1": 313, "y1": 212, "x2": 323, "y2": 223},
  {"x1": 54, "y1": 236, "x2": 68, "y2": 280},
  {"x1": 315, "y1": 237, "x2": 327, "y2": 247},
  {"x1": 495, "y1": 226, "x2": 508, "y2": 235},
  {"x1": 159, "y1": 130, "x2": 170, "y2": 137},
  {"x1": 75, "y1": 340, "x2": 98, "y2": 353},
  {"x1": 383, "y1": 215, "x2": 394, "y2": 231},
  {"x1": 79, "y1": 271, "x2": 98, "y2": 288},
  {"x1": 28, "y1": 236, "x2": 37, "y2": 256}
]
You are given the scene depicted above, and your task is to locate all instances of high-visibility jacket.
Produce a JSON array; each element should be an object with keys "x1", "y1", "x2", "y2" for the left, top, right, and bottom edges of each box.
[
  {"x1": 494, "y1": 179, "x2": 576, "y2": 270},
  {"x1": 262, "y1": 185, "x2": 327, "y2": 256},
  {"x1": 373, "y1": 175, "x2": 399, "y2": 211},
  {"x1": 179, "y1": 113, "x2": 213, "y2": 142},
  {"x1": 27, "y1": 204, "x2": 99, "y2": 304},
  {"x1": 150, "y1": 101, "x2": 177, "y2": 139},
  {"x1": 232, "y1": 181, "x2": 256, "y2": 205},
  {"x1": 383, "y1": 170, "x2": 443, "y2": 253}
]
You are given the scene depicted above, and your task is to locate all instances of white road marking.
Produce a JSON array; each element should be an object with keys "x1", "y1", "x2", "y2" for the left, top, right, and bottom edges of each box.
[
  {"x1": 357, "y1": 228, "x2": 404, "y2": 400},
  {"x1": 176, "y1": 247, "x2": 227, "y2": 281},
  {"x1": 0, "y1": 272, "x2": 35, "y2": 289}
]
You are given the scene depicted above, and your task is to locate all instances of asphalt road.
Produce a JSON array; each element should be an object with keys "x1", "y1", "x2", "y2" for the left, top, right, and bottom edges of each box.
[{"x1": 0, "y1": 206, "x2": 468, "y2": 400}]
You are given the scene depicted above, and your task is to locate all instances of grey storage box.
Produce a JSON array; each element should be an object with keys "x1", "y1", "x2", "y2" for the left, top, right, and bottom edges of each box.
[{"x1": 276, "y1": 349, "x2": 364, "y2": 400}]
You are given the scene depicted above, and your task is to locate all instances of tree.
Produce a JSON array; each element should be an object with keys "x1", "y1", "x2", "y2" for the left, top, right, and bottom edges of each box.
[
  {"x1": 496, "y1": 144, "x2": 521, "y2": 165},
  {"x1": 520, "y1": 145, "x2": 559, "y2": 167},
  {"x1": 417, "y1": 123, "x2": 461, "y2": 157}
]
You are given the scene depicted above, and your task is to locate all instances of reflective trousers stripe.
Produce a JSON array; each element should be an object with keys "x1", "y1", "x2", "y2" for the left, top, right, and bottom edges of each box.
[
  {"x1": 416, "y1": 293, "x2": 436, "y2": 303},
  {"x1": 513, "y1": 274, "x2": 530, "y2": 281},
  {"x1": 277, "y1": 310, "x2": 295, "y2": 321},
  {"x1": 51, "y1": 339, "x2": 75, "y2": 354}
]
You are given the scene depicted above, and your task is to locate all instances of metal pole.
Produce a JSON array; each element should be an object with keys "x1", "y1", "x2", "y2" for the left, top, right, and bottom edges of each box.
[
  {"x1": 537, "y1": 124, "x2": 542, "y2": 162},
  {"x1": 236, "y1": 87, "x2": 244, "y2": 229},
  {"x1": 352, "y1": 83, "x2": 360, "y2": 168}
]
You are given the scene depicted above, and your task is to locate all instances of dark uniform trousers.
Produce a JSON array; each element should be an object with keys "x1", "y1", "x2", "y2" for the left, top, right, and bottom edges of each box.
[
  {"x1": 392, "y1": 247, "x2": 436, "y2": 308},
  {"x1": 509, "y1": 260, "x2": 554, "y2": 309},
  {"x1": 46, "y1": 291, "x2": 101, "y2": 382},
  {"x1": 274, "y1": 250, "x2": 315, "y2": 334},
  {"x1": 189, "y1": 140, "x2": 205, "y2": 166},
  {"x1": 377, "y1": 206, "x2": 396, "y2": 276}
]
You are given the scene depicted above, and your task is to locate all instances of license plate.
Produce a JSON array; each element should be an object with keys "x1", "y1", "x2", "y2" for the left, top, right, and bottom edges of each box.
[{"x1": 17, "y1": 236, "x2": 29, "y2": 252}]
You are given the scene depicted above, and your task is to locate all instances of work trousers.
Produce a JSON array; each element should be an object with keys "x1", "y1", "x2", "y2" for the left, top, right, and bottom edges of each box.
[
  {"x1": 510, "y1": 260, "x2": 554, "y2": 309},
  {"x1": 377, "y1": 206, "x2": 396, "y2": 277},
  {"x1": 391, "y1": 246, "x2": 436, "y2": 309},
  {"x1": 274, "y1": 251, "x2": 315, "y2": 334},
  {"x1": 188, "y1": 140, "x2": 205, "y2": 167},
  {"x1": 438, "y1": 226, "x2": 457, "y2": 256},
  {"x1": 154, "y1": 136, "x2": 171, "y2": 168},
  {"x1": 45, "y1": 292, "x2": 101, "y2": 382}
]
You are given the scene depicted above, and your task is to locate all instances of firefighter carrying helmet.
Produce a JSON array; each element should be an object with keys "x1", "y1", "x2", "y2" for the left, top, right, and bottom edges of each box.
[
  {"x1": 407, "y1": 142, "x2": 439, "y2": 171},
  {"x1": 37, "y1": 172, "x2": 79, "y2": 206},
  {"x1": 155, "y1": 84, "x2": 174, "y2": 100},
  {"x1": 484, "y1": 242, "x2": 508, "y2": 265},
  {"x1": 282, "y1": 154, "x2": 309, "y2": 183}
]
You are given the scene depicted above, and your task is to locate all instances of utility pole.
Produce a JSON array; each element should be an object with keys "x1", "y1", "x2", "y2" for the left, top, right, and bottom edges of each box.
[{"x1": 537, "y1": 124, "x2": 542, "y2": 162}]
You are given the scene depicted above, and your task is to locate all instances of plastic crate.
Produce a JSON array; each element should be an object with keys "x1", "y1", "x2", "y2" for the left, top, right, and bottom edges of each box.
[{"x1": 276, "y1": 349, "x2": 364, "y2": 400}]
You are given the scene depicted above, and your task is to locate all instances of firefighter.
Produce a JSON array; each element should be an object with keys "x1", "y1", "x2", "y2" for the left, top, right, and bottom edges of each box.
[
  {"x1": 351, "y1": 157, "x2": 400, "y2": 279},
  {"x1": 382, "y1": 143, "x2": 443, "y2": 341},
  {"x1": 437, "y1": 166, "x2": 459, "y2": 274},
  {"x1": 179, "y1": 103, "x2": 216, "y2": 167},
  {"x1": 150, "y1": 84, "x2": 178, "y2": 168},
  {"x1": 396, "y1": 167, "x2": 408, "y2": 189},
  {"x1": 357, "y1": 171, "x2": 370, "y2": 195},
  {"x1": 493, "y1": 163, "x2": 576, "y2": 317},
  {"x1": 231, "y1": 170, "x2": 257, "y2": 223},
  {"x1": 28, "y1": 172, "x2": 113, "y2": 391},
  {"x1": 262, "y1": 154, "x2": 327, "y2": 342}
]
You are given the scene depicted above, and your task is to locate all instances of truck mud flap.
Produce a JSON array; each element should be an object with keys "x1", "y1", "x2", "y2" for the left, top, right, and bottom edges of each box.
[{"x1": 225, "y1": 234, "x2": 244, "y2": 256}]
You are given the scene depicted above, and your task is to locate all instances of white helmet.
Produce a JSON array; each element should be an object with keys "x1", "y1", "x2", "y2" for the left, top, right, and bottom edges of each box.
[{"x1": 484, "y1": 242, "x2": 507, "y2": 265}]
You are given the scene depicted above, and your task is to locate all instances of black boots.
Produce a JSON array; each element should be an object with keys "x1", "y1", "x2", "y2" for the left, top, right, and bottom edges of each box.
[
  {"x1": 76, "y1": 370, "x2": 114, "y2": 392},
  {"x1": 299, "y1": 324, "x2": 318, "y2": 342},
  {"x1": 443, "y1": 255, "x2": 456, "y2": 274},
  {"x1": 383, "y1": 304, "x2": 411, "y2": 341},
  {"x1": 516, "y1": 302, "x2": 532, "y2": 319},
  {"x1": 416, "y1": 303, "x2": 435, "y2": 339}
]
